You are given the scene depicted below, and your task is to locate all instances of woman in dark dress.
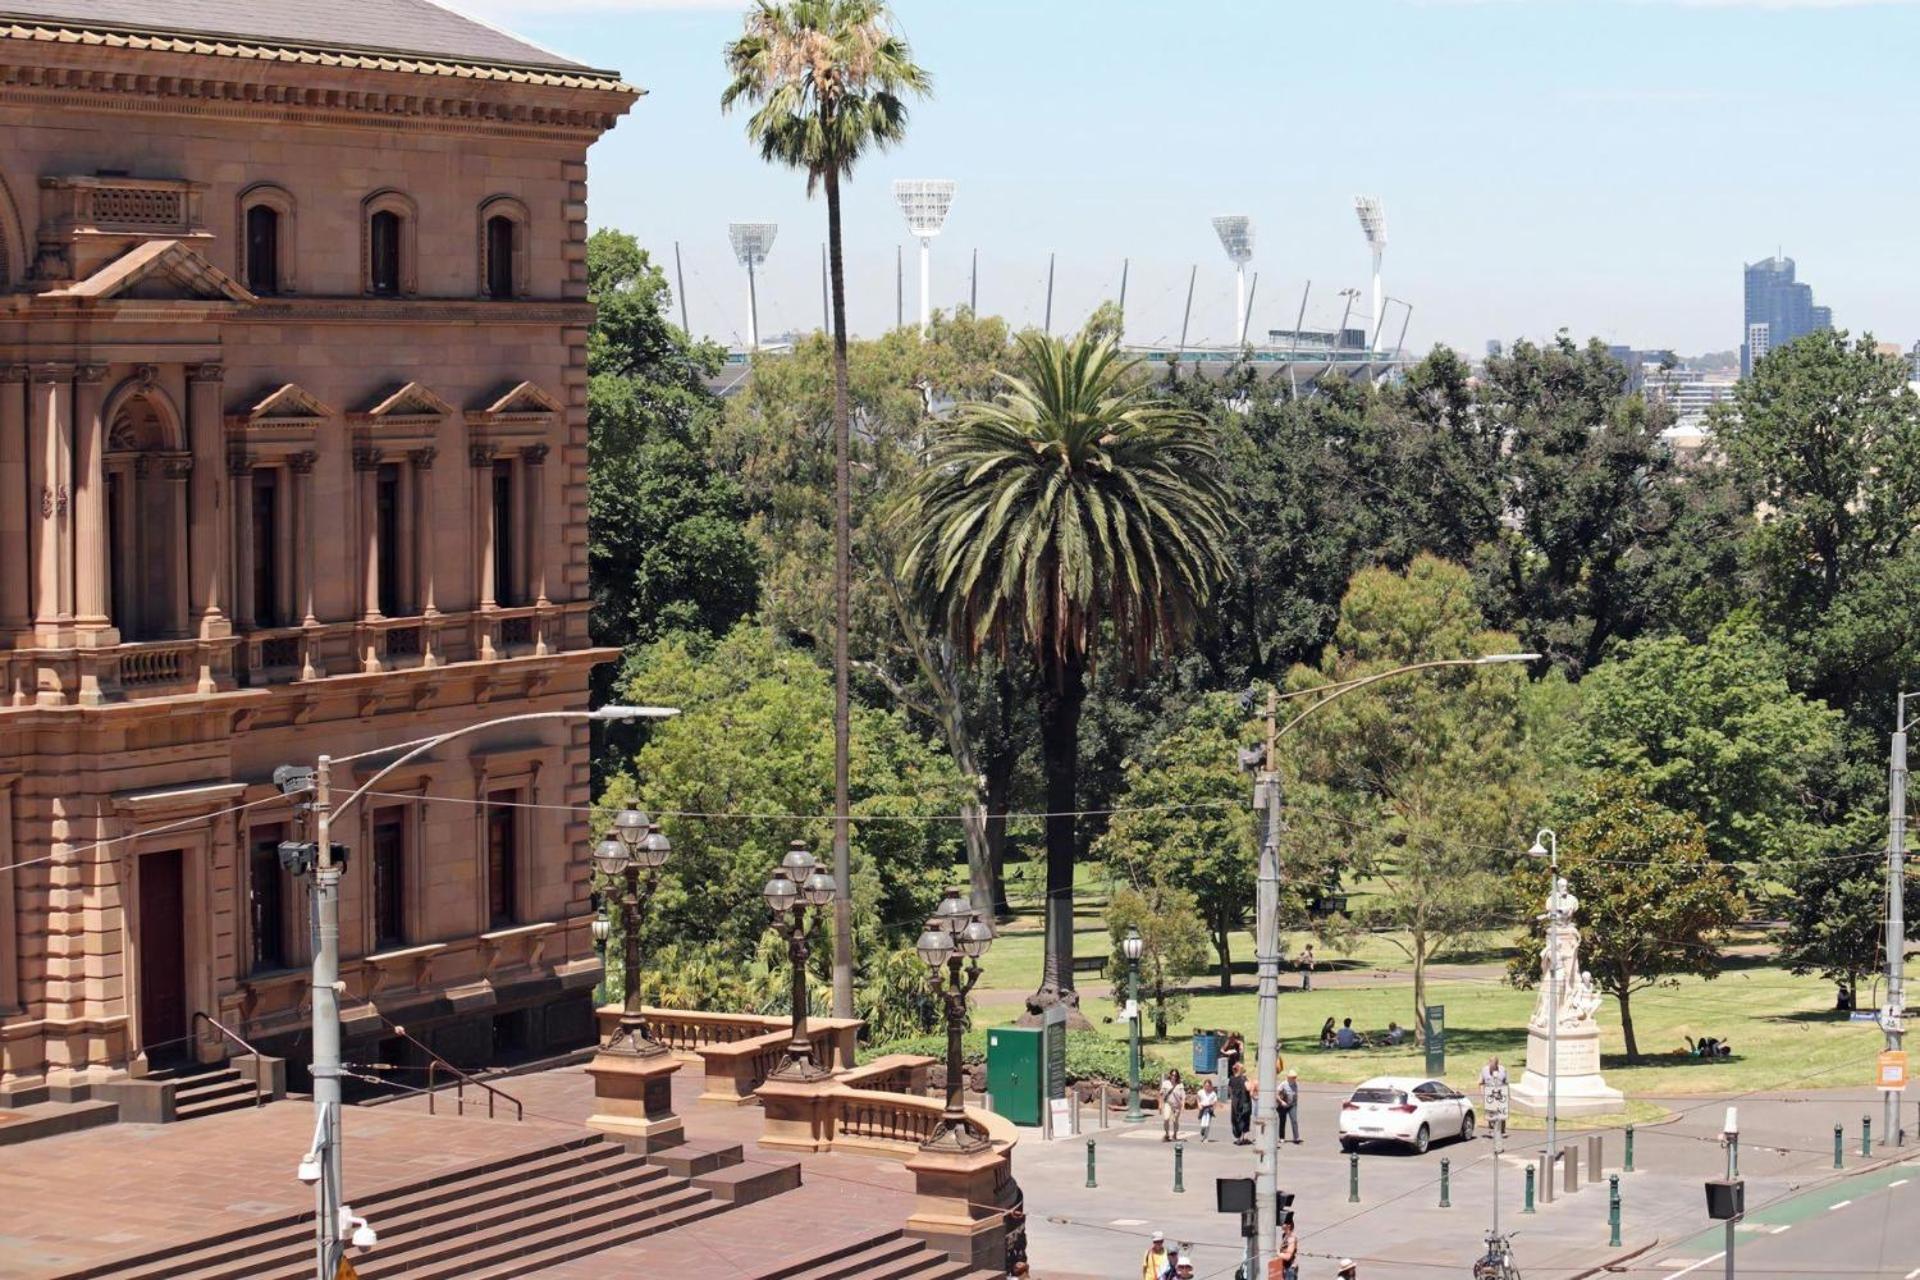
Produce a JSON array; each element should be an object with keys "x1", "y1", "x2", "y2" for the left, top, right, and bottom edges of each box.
[
  {"x1": 1228, "y1": 1062, "x2": 1253, "y2": 1145},
  {"x1": 1220, "y1": 1033, "x2": 1244, "y2": 1083}
]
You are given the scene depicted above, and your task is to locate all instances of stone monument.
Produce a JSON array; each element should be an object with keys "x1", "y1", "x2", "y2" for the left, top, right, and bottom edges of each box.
[{"x1": 1510, "y1": 877, "x2": 1624, "y2": 1117}]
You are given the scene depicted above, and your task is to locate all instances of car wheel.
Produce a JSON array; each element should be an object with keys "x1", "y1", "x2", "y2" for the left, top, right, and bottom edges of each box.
[
  {"x1": 1339, "y1": 1137, "x2": 1358, "y2": 1154},
  {"x1": 1412, "y1": 1124, "x2": 1430, "y2": 1155},
  {"x1": 1460, "y1": 1111, "x2": 1476, "y2": 1141}
]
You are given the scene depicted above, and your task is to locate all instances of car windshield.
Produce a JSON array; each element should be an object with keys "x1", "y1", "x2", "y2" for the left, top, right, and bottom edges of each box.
[{"x1": 1351, "y1": 1088, "x2": 1405, "y2": 1105}]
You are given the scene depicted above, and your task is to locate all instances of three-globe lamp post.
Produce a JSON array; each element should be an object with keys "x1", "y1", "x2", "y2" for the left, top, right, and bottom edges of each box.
[
  {"x1": 916, "y1": 887, "x2": 995, "y2": 1152},
  {"x1": 1123, "y1": 925, "x2": 1146, "y2": 1122},
  {"x1": 593, "y1": 807, "x2": 672, "y2": 1056},
  {"x1": 763, "y1": 841, "x2": 838, "y2": 1081}
]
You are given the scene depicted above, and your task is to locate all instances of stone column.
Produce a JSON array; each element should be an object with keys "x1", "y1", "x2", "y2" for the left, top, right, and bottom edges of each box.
[
  {"x1": 0, "y1": 366, "x2": 28, "y2": 639},
  {"x1": 163, "y1": 457, "x2": 192, "y2": 638},
  {"x1": 356, "y1": 446, "x2": 383, "y2": 619},
  {"x1": 522, "y1": 445, "x2": 550, "y2": 607},
  {"x1": 395, "y1": 458, "x2": 417, "y2": 615},
  {"x1": 471, "y1": 446, "x2": 496, "y2": 610},
  {"x1": 290, "y1": 452, "x2": 317, "y2": 626},
  {"x1": 187, "y1": 364, "x2": 229, "y2": 637},
  {"x1": 29, "y1": 365, "x2": 73, "y2": 639},
  {"x1": 412, "y1": 448, "x2": 437, "y2": 616},
  {"x1": 229, "y1": 457, "x2": 255, "y2": 631},
  {"x1": 272, "y1": 466, "x2": 294, "y2": 627},
  {"x1": 506, "y1": 451, "x2": 527, "y2": 606},
  {"x1": 70, "y1": 366, "x2": 112, "y2": 641}
]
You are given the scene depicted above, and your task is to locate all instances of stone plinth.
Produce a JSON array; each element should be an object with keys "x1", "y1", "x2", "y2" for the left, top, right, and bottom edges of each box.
[
  {"x1": 755, "y1": 1072, "x2": 840, "y2": 1153},
  {"x1": 903, "y1": 1141, "x2": 1017, "y2": 1271},
  {"x1": 1510, "y1": 1025, "x2": 1624, "y2": 1117},
  {"x1": 584, "y1": 1042, "x2": 684, "y2": 1152}
]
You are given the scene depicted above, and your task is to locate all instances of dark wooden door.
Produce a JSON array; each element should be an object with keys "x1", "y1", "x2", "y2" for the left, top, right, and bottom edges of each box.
[{"x1": 138, "y1": 850, "x2": 188, "y2": 1063}]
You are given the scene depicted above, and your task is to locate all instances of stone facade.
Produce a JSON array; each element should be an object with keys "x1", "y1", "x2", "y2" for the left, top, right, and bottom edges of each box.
[{"x1": 0, "y1": 11, "x2": 636, "y2": 1101}]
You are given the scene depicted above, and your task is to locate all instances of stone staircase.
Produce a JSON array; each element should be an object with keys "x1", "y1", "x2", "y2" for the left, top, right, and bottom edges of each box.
[
  {"x1": 753, "y1": 1228, "x2": 1003, "y2": 1280},
  {"x1": 52, "y1": 1134, "x2": 736, "y2": 1280},
  {"x1": 159, "y1": 1064, "x2": 264, "y2": 1122}
]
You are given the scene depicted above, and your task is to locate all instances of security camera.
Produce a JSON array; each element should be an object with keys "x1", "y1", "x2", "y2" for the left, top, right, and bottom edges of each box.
[
  {"x1": 351, "y1": 1222, "x2": 378, "y2": 1251},
  {"x1": 296, "y1": 1154, "x2": 322, "y2": 1185}
]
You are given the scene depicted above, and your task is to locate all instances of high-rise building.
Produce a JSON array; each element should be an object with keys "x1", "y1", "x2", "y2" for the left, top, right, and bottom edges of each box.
[{"x1": 1742, "y1": 256, "x2": 1831, "y2": 376}]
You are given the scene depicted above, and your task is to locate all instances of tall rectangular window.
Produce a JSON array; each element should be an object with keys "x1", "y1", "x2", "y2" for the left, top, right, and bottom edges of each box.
[
  {"x1": 372, "y1": 816, "x2": 405, "y2": 951},
  {"x1": 249, "y1": 825, "x2": 288, "y2": 972},
  {"x1": 486, "y1": 790, "x2": 519, "y2": 929},
  {"x1": 369, "y1": 210, "x2": 401, "y2": 295},
  {"x1": 376, "y1": 463, "x2": 401, "y2": 617},
  {"x1": 251, "y1": 469, "x2": 279, "y2": 628},
  {"x1": 246, "y1": 204, "x2": 280, "y2": 295},
  {"x1": 485, "y1": 215, "x2": 516, "y2": 299},
  {"x1": 491, "y1": 461, "x2": 515, "y2": 607}
]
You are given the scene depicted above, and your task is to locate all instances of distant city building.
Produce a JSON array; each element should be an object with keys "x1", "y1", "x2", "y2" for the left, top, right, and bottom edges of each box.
[
  {"x1": 1742, "y1": 256, "x2": 1831, "y2": 376},
  {"x1": 1645, "y1": 367, "x2": 1738, "y2": 425},
  {"x1": 1910, "y1": 341, "x2": 1920, "y2": 383},
  {"x1": 1486, "y1": 339, "x2": 1503, "y2": 359},
  {"x1": 1606, "y1": 346, "x2": 1677, "y2": 392}
]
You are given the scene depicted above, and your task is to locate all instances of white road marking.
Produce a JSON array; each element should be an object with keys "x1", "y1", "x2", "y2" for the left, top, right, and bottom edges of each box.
[
  {"x1": 1891, "y1": 1178, "x2": 1910, "y2": 1188},
  {"x1": 1665, "y1": 1253, "x2": 1726, "y2": 1277},
  {"x1": 1111, "y1": 1218, "x2": 1148, "y2": 1227},
  {"x1": 1905, "y1": 1268, "x2": 1920, "y2": 1280},
  {"x1": 1830, "y1": 1199, "x2": 1853, "y2": 1210},
  {"x1": 1770, "y1": 1224, "x2": 1792, "y2": 1234}
]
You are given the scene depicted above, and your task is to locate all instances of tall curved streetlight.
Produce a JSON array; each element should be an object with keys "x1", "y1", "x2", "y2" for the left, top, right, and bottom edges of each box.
[
  {"x1": 1246, "y1": 654, "x2": 1538, "y2": 1274},
  {"x1": 763, "y1": 841, "x2": 838, "y2": 1081},
  {"x1": 1528, "y1": 827, "x2": 1562, "y2": 1164}
]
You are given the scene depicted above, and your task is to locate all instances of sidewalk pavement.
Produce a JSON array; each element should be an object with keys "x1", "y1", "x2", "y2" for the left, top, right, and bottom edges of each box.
[{"x1": 1019, "y1": 1084, "x2": 1920, "y2": 1279}]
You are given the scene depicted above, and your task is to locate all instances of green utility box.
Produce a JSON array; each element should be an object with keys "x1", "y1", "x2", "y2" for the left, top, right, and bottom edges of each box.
[{"x1": 987, "y1": 1026, "x2": 1043, "y2": 1126}]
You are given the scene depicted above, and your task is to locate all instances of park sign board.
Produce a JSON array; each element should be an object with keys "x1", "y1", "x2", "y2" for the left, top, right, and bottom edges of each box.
[
  {"x1": 1043, "y1": 1001, "x2": 1068, "y2": 1101},
  {"x1": 1424, "y1": 1004, "x2": 1445, "y2": 1075}
]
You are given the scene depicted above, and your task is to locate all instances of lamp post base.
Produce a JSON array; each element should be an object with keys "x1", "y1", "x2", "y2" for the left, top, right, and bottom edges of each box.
[
  {"x1": 585, "y1": 1040, "x2": 684, "y2": 1153},
  {"x1": 756, "y1": 1072, "x2": 841, "y2": 1152},
  {"x1": 904, "y1": 1141, "x2": 1018, "y2": 1271}
]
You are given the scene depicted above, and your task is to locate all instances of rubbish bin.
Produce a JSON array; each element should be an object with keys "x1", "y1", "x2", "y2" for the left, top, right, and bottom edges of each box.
[{"x1": 1192, "y1": 1030, "x2": 1222, "y2": 1074}]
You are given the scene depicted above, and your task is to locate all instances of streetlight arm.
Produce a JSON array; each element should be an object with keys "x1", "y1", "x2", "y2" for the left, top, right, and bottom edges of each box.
[
  {"x1": 329, "y1": 707, "x2": 678, "y2": 824},
  {"x1": 1274, "y1": 654, "x2": 1537, "y2": 742}
]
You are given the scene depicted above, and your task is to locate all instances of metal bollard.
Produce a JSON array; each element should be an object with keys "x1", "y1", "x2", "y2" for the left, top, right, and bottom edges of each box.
[
  {"x1": 1074, "y1": 1091, "x2": 1083, "y2": 1136},
  {"x1": 1863, "y1": 1114, "x2": 1873, "y2": 1157},
  {"x1": 1524, "y1": 1163, "x2": 1536, "y2": 1214},
  {"x1": 1349, "y1": 1152, "x2": 1360, "y2": 1203},
  {"x1": 1539, "y1": 1152, "x2": 1555, "y2": 1204},
  {"x1": 1086, "y1": 1139, "x2": 1096, "y2": 1189},
  {"x1": 1588, "y1": 1134, "x2": 1603, "y2": 1178},
  {"x1": 1625, "y1": 1124, "x2": 1635, "y2": 1172},
  {"x1": 1099, "y1": 1084, "x2": 1109, "y2": 1130},
  {"x1": 1835, "y1": 1123, "x2": 1845, "y2": 1168},
  {"x1": 1608, "y1": 1174, "x2": 1621, "y2": 1247},
  {"x1": 1439, "y1": 1157, "x2": 1451, "y2": 1207},
  {"x1": 1173, "y1": 1140, "x2": 1185, "y2": 1193},
  {"x1": 1564, "y1": 1143, "x2": 1580, "y2": 1194}
]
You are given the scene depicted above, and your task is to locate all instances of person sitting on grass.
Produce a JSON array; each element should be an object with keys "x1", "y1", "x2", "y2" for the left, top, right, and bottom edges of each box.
[
  {"x1": 1335, "y1": 1017, "x2": 1363, "y2": 1049},
  {"x1": 1384, "y1": 1021, "x2": 1406, "y2": 1045},
  {"x1": 1319, "y1": 1017, "x2": 1338, "y2": 1049}
]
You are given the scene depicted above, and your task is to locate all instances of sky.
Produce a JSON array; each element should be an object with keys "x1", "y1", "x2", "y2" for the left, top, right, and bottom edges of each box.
[{"x1": 459, "y1": 0, "x2": 1920, "y2": 359}]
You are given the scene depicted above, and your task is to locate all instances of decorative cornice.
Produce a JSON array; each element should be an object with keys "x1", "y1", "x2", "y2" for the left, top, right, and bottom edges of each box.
[
  {"x1": 237, "y1": 298, "x2": 597, "y2": 327},
  {"x1": 411, "y1": 446, "x2": 438, "y2": 470},
  {"x1": 228, "y1": 451, "x2": 254, "y2": 476},
  {"x1": 0, "y1": 363, "x2": 27, "y2": 383},
  {"x1": 29, "y1": 361, "x2": 71, "y2": 383},
  {"x1": 468, "y1": 444, "x2": 496, "y2": 468},
  {"x1": 352, "y1": 445, "x2": 383, "y2": 472},
  {"x1": 189, "y1": 362, "x2": 225, "y2": 384},
  {"x1": 287, "y1": 450, "x2": 317, "y2": 475},
  {"x1": 74, "y1": 363, "x2": 108, "y2": 385},
  {"x1": 520, "y1": 444, "x2": 550, "y2": 466}
]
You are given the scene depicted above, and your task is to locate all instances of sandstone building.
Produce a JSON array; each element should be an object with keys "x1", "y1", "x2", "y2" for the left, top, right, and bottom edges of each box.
[{"x1": 0, "y1": 0, "x2": 635, "y2": 1103}]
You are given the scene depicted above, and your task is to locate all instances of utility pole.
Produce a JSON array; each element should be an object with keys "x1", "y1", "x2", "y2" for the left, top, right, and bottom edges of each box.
[
  {"x1": 310, "y1": 755, "x2": 342, "y2": 1280},
  {"x1": 1251, "y1": 690, "x2": 1283, "y2": 1270},
  {"x1": 673, "y1": 241, "x2": 690, "y2": 337},
  {"x1": 1888, "y1": 693, "x2": 1910, "y2": 1145},
  {"x1": 970, "y1": 247, "x2": 978, "y2": 315},
  {"x1": 1043, "y1": 252, "x2": 1055, "y2": 334},
  {"x1": 1241, "y1": 271, "x2": 1259, "y2": 349},
  {"x1": 1117, "y1": 258, "x2": 1129, "y2": 340},
  {"x1": 1178, "y1": 265, "x2": 1197, "y2": 354}
]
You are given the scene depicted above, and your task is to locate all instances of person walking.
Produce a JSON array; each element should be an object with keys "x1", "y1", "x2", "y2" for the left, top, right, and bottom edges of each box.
[
  {"x1": 1479, "y1": 1054, "x2": 1508, "y2": 1087},
  {"x1": 1196, "y1": 1077, "x2": 1219, "y2": 1142},
  {"x1": 1140, "y1": 1231, "x2": 1169, "y2": 1280},
  {"x1": 1228, "y1": 1062, "x2": 1253, "y2": 1145},
  {"x1": 1161, "y1": 1070, "x2": 1186, "y2": 1142},
  {"x1": 1280, "y1": 1068, "x2": 1302, "y2": 1144},
  {"x1": 1273, "y1": 1216, "x2": 1300, "y2": 1280},
  {"x1": 1298, "y1": 944, "x2": 1316, "y2": 992}
]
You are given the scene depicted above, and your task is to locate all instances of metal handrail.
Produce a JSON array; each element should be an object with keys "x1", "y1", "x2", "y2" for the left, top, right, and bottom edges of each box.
[
  {"x1": 380, "y1": 1016, "x2": 523, "y2": 1121},
  {"x1": 190, "y1": 1011, "x2": 270, "y2": 1108}
]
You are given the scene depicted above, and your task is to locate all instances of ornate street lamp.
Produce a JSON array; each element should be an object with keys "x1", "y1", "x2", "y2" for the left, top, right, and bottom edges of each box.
[
  {"x1": 595, "y1": 807, "x2": 671, "y2": 1056},
  {"x1": 917, "y1": 887, "x2": 994, "y2": 1152},
  {"x1": 1122, "y1": 924, "x2": 1146, "y2": 1121},
  {"x1": 764, "y1": 840, "x2": 837, "y2": 1081}
]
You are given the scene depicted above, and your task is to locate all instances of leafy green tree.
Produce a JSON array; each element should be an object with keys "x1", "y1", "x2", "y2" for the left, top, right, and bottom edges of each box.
[
  {"x1": 1717, "y1": 329, "x2": 1920, "y2": 721},
  {"x1": 1511, "y1": 776, "x2": 1742, "y2": 1062},
  {"x1": 1775, "y1": 818, "x2": 1888, "y2": 1010},
  {"x1": 1471, "y1": 334, "x2": 1695, "y2": 677},
  {"x1": 1106, "y1": 884, "x2": 1210, "y2": 1039},
  {"x1": 900, "y1": 333, "x2": 1235, "y2": 1019},
  {"x1": 604, "y1": 625, "x2": 965, "y2": 965},
  {"x1": 724, "y1": 0, "x2": 932, "y2": 1017},
  {"x1": 1285, "y1": 556, "x2": 1553, "y2": 1039},
  {"x1": 1570, "y1": 620, "x2": 1842, "y2": 870},
  {"x1": 587, "y1": 230, "x2": 759, "y2": 653}
]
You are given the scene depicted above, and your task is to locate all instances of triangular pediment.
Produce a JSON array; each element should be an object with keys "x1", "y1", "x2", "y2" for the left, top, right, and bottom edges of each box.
[
  {"x1": 236, "y1": 383, "x2": 334, "y2": 424},
  {"x1": 477, "y1": 381, "x2": 562, "y2": 418},
  {"x1": 354, "y1": 382, "x2": 453, "y2": 421},
  {"x1": 54, "y1": 239, "x2": 256, "y2": 304}
]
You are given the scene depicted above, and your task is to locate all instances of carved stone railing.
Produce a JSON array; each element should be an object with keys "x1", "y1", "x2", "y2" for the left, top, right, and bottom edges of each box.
[
  {"x1": 116, "y1": 640, "x2": 200, "y2": 690},
  {"x1": 839, "y1": 1052, "x2": 934, "y2": 1098},
  {"x1": 473, "y1": 604, "x2": 556, "y2": 662},
  {"x1": 697, "y1": 1018, "x2": 863, "y2": 1106},
  {"x1": 353, "y1": 615, "x2": 445, "y2": 673},
  {"x1": 237, "y1": 623, "x2": 335, "y2": 685}
]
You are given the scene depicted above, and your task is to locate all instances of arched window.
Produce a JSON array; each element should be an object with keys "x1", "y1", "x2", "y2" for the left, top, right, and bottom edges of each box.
[
  {"x1": 361, "y1": 190, "x2": 418, "y2": 297},
  {"x1": 104, "y1": 389, "x2": 190, "y2": 642},
  {"x1": 236, "y1": 183, "x2": 296, "y2": 296},
  {"x1": 485, "y1": 215, "x2": 516, "y2": 299},
  {"x1": 476, "y1": 196, "x2": 530, "y2": 300}
]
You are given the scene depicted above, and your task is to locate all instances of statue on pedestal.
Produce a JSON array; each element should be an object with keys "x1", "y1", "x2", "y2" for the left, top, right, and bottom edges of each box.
[{"x1": 1510, "y1": 876, "x2": 1624, "y2": 1117}]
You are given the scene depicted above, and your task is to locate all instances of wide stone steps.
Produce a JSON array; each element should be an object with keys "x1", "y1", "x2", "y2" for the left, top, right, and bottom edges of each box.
[
  {"x1": 755, "y1": 1228, "x2": 999, "y2": 1280},
  {"x1": 51, "y1": 1133, "x2": 731, "y2": 1280},
  {"x1": 171, "y1": 1069, "x2": 261, "y2": 1121}
]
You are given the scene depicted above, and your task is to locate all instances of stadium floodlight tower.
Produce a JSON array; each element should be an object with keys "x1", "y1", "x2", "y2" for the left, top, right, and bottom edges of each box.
[
  {"x1": 1354, "y1": 195, "x2": 1387, "y2": 352},
  {"x1": 1212, "y1": 215, "x2": 1255, "y2": 346},
  {"x1": 893, "y1": 179, "x2": 956, "y2": 336},
  {"x1": 728, "y1": 221, "x2": 778, "y2": 351}
]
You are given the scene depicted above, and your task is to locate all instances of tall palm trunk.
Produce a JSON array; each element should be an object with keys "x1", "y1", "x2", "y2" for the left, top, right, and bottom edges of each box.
[
  {"x1": 825, "y1": 161, "x2": 854, "y2": 1035},
  {"x1": 1031, "y1": 655, "x2": 1087, "y2": 1023}
]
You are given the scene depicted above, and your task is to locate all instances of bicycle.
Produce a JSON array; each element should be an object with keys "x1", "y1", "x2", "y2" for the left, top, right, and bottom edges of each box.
[{"x1": 1472, "y1": 1229, "x2": 1521, "y2": 1280}]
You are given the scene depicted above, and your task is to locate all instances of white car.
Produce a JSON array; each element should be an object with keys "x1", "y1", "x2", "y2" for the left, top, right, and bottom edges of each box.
[{"x1": 1338, "y1": 1075, "x2": 1475, "y2": 1154}]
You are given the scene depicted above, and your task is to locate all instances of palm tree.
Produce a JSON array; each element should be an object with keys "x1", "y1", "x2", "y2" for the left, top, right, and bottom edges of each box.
[
  {"x1": 723, "y1": 2, "x2": 929, "y2": 1023},
  {"x1": 900, "y1": 332, "x2": 1234, "y2": 1017}
]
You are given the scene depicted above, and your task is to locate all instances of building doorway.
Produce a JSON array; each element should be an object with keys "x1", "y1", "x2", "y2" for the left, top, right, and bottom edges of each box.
[{"x1": 137, "y1": 850, "x2": 188, "y2": 1065}]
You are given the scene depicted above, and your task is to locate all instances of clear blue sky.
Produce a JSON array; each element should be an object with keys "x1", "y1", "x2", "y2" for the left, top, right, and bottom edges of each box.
[{"x1": 464, "y1": 0, "x2": 1920, "y2": 358}]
